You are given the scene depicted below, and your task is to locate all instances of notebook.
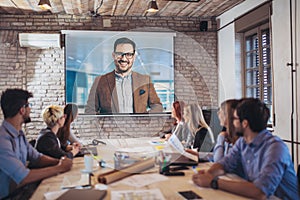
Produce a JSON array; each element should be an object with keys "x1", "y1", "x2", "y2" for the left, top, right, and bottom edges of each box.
[
  {"x1": 56, "y1": 189, "x2": 106, "y2": 200},
  {"x1": 166, "y1": 152, "x2": 198, "y2": 166}
]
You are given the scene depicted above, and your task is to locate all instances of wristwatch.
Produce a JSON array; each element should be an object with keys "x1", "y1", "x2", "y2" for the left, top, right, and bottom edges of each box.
[{"x1": 210, "y1": 176, "x2": 219, "y2": 189}]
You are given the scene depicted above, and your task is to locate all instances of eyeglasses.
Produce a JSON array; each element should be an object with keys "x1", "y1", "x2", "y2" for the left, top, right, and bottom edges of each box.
[
  {"x1": 114, "y1": 51, "x2": 135, "y2": 59},
  {"x1": 23, "y1": 103, "x2": 32, "y2": 108}
]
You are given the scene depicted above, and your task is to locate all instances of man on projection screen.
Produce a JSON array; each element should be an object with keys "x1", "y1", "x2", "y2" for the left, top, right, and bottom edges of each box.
[{"x1": 85, "y1": 37, "x2": 163, "y2": 114}]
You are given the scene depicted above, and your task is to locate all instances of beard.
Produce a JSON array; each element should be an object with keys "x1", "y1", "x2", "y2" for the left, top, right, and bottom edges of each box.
[
  {"x1": 115, "y1": 60, "x2": 132, "y2": 74},
  {"x1": 23, "y1": 115, "x2": 31, "y2": 124},
  {"x1": 236, "y1": 131, "x2": 244, "y2": 137}
]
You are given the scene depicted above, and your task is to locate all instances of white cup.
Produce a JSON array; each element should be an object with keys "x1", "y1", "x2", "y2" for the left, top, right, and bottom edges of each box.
[{"x1": 84, "y1": 154, "x2": 93, "y2": 172}]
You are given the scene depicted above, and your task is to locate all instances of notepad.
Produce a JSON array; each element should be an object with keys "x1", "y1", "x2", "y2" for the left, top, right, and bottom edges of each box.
[
  {"x1": 56, "y1": 189, "x2": 106, "y2": 200},
  {"x1": 167, "y1": 134, "x2": 198, "y2": 163},
  {"x1": 166, "y1": 152, "x2": 198, "y2": 166}
]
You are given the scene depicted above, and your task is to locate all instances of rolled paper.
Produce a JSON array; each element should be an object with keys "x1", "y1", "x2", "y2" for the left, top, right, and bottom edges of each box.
[{"x1": 97, "y1": 158, "x2": 155, "y2": 184}]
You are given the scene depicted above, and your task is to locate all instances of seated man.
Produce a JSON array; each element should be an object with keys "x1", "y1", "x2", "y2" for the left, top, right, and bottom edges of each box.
[
  {"x1": 85, "y1": 37, "x2": 163, "y2": 114},
  {"x1": 192, "y1": 98, "x2": 299, "y2": 199},
  {"x1": 0, "y1": 89, "x2": 73, "y2": 199}
]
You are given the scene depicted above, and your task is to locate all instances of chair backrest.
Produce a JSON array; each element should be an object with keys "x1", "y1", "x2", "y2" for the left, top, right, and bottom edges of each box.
[{"x1": 29, "y1": 139, "x2": 36, "y2": 147}]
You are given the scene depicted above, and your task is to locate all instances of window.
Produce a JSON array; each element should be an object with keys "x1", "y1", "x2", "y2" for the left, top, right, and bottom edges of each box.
[{"x1": 243, "y1": 23, "x2": 273, "y2": 123}]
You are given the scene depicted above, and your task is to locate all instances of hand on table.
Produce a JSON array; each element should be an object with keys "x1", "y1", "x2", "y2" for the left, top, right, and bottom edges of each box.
[
  {"x1": 185, "y1": 148, "x2": 199, "y2": 157},
  {"x1": 71, "y1": 143, "x2": 81, "y2": 156},
  {"x1": 192, "y1": 170, "x2": 213, "y2": 188},
  {"x1": 58, "y1": 156, "x2": 73, "y2": 172},
  {"x1": 164, "y1": 133, "x2": 172, "y2": 140}
]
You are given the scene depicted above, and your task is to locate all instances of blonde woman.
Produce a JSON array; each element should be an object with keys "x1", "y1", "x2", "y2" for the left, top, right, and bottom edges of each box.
[
  {"x1": 184, "y1": 104, "x2": 215, "y2": 152},
  {"x1": 35, "y1": 105, "x2": 80, "y2": 159}
]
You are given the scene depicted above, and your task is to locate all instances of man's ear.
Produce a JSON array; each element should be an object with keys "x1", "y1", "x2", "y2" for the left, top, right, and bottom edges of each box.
[
  {"x1": 241, "y1": 119, "x2": 248, "y2": 128},
  {"x1": 19, "y1": 107, "x2": 26, "y2": 115}
]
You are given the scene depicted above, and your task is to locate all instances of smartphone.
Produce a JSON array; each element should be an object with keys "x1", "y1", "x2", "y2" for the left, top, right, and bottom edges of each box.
[{"x1": 178, "y1": 191, "x2": 203, "y2": 199}]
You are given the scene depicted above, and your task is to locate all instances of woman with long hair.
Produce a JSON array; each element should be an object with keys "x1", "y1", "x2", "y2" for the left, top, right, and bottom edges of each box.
[
  {"x1": 57, "y1": 103, "x2": 81, "y2": 151},
  {"x1": 213, "y1": 99, "x2": 240, "y2": 162},
  {"x1": 184, "y1": 103, "x2": 215, "y2": 152},
  {"x1": 164, "y1": 101, "x2": 188, "y2": 142}
]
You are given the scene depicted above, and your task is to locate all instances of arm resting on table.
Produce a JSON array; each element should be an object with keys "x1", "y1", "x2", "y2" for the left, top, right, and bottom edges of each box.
[{"x1": 19, "y1": 156, "x2": 72, "y2": 188}]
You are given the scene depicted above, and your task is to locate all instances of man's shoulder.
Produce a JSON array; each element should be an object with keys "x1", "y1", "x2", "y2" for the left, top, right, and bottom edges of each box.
[
  {"x1": 132, "y1": 71, "x2": 149, "y2": 78},
  {"x1": 262, "y1": 131, "x2": 284, "y2": 145},
  {"x1": 0, "y1": 125, "x2": 6, "y2": 136},
  {"x1": 96, "y1": 71, "x2": 114, "y2": 79},
  {"x1": 0, "y1": 125, "x2": 13, "y2": 147},
  {"x1": 103, "y1": 70, "x2": 115, "y2": 76},
  {"x1": 95, "y1": 71, "x2": 115, "y2": 83},
  {"x1": 258, "y1": 132, "x2": 289, "y2": 156}
]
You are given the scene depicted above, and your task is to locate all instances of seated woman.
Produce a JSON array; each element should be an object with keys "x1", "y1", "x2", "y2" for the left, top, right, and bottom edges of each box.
[
  {"x1": 184, "y1": 104, "x2": 215, "y2": 152},
  {"x1": 57, "y1": 103, "x2": 82, "y2": 152},
  {"x1": 213, "y1": 99, "x2": 240, "y2": 162},
  {"x1": 35, "y1": 105, "x2": 80, "y2": 159},
  {"x1": 164, "y1": 101, "x2": 189, "y2": 144}
]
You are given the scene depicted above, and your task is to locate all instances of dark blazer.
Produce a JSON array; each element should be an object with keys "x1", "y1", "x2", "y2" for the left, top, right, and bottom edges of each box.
[
  {"x1": 35, "y1": 128, "x2": 73, "y2": 159},
  {"x1": 85, "y1": 70, "x2": 163, "y2": 114}
]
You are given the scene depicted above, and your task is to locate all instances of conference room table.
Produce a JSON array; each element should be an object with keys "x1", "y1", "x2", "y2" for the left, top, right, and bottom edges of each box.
[{"x1": 30, "y1": 137, "x2": 251, "y2": 200}]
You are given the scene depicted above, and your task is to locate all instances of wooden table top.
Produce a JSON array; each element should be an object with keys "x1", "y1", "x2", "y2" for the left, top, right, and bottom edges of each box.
[{"x1": 30, "y1": 138, "x2": 250, "y2": 200}]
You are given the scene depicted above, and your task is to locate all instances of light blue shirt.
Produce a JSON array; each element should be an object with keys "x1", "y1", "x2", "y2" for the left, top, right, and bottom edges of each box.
[
  {"x1": 213, "y1": 134, "x2": 232, "y2": 162},
  {"x1": 0, "y1": 120, "x2": 42, "y2": 198},
  {"x1": 218, "y1": 129, "x2": 299, "y2": 200},
  {"x1": 115, "y1": 72, "x2": 133, "y2": 113}
]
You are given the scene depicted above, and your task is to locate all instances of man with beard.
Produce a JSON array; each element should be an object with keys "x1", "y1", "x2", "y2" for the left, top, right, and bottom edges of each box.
[
  {"x1": 85, "y1": 37, "x2": 163, "y2": 114},
  {"x1": 0, "y1": 89, "x2": 73, "y2": 199},
  {"x1": 192, "y1": 98, "x2": 298, "y2": 200}
]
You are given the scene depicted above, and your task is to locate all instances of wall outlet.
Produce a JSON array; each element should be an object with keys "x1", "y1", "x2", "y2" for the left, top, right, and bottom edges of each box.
[{"x1": 103, "y1": 19, "x2": 112, "y2": 28}]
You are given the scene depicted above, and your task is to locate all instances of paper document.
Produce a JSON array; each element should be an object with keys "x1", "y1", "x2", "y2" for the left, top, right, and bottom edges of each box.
[
  {"x1": 111, "y1": 189, "x2": 165, "y2": 200},
  {"x1": 168, "y1": 134, "x2": 198, "y2": 162},
  {"x1": 61, "y1": 174, "x2": 89, "y2": 189},
  {"x1": 119, "y1": 173, "x2": 168, "y2": 187},
  {"x1": 117, "y1": 146, "x2": 155, "y2": 153}
]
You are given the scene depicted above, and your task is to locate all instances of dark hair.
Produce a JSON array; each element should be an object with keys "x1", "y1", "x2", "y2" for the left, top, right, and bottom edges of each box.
[
  {"x1": 57, "y1": 104, "x2": 78, "y2": 145},
  {"x1": 114, "y1": 37, "x2": 136, "y2": 52},
  {"x1": 236, "y1": 98, "x2": 270, "y2": 132},
  {"x1": 0, "y1": 88, "x2": 33, "y2": 118},
  {"x1": 172, "y1": 101, "x2": 185, "y2": 125}
]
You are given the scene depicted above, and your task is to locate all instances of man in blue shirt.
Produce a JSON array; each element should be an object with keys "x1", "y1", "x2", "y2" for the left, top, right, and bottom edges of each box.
[
  {"x1": 192, "y1": 98, "x2": 299, "y2": 200},
  {"x1": 0, "y1": 89, "x2": 73, "y2": 199}
]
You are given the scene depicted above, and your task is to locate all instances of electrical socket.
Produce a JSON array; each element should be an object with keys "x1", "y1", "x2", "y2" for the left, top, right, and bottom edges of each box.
[{"x1": 103, "y1": 19, "x2": 112, "y2": 28}]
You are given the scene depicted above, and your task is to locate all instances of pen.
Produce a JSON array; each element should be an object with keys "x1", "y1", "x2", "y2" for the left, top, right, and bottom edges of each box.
[{"x1": 61, "y1": 184, "x2": 91, "y2": 190}]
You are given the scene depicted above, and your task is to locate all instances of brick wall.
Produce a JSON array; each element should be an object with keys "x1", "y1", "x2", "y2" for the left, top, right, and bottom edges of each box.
[{"x1": 0, "y1": 14, "x2": 218, "y2": 141}]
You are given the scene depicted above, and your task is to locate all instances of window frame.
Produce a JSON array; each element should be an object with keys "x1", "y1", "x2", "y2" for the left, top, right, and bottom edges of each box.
[{"x1": 242, "y1": 22, "x2": 273, "y2": 125}]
